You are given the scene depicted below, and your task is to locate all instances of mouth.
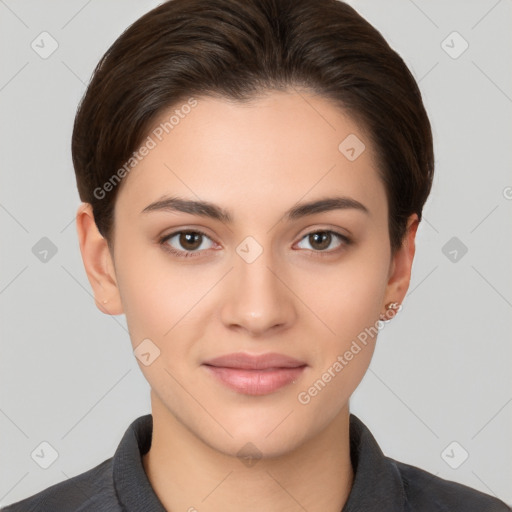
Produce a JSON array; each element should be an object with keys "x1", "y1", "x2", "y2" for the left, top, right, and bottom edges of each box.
[{"x1": 202, "y1": 352, "x2": 307, "y2": 396}]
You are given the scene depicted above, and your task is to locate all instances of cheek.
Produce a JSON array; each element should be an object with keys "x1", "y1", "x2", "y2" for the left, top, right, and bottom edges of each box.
[
  {"x1": 113, "y1": 244, "x2": 173, "y2": 342},
  {"x1": 303, "y1": 252, "x2": 389, "y2": 345},
  {"x1": 114, "y1": 255, "x2": 210, "y2": 400},
  {"x1": 115, "y1": 222, "x2": 390, "y2": 349},
  {"x1": 294, "y1": 260, "x2": 388, "y2": 416},
  {"x1": 115, "y1": 245, "x2": 215, "y2": 348}
]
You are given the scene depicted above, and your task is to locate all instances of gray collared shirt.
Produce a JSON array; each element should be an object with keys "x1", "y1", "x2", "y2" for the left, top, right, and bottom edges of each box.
[{"x1": 2, "y1": 414, "x2": 510, "y2": 511}]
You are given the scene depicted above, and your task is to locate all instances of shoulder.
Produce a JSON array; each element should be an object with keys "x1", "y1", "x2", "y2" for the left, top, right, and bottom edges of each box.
[
  {"x1": 393, "y1": 458, "x2": 511, "y2": 511},
  {"x1": 1, "y1": 458, "x2": 120, "y2": 512}
]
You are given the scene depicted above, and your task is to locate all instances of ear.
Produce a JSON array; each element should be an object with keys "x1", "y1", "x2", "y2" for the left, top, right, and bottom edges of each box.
[
  {"x1": 75, "y1": 203, "x2": 123, "y2": 316},
  {"x1": 381, "y1": 213, "x2": 419, "y2": 318}
]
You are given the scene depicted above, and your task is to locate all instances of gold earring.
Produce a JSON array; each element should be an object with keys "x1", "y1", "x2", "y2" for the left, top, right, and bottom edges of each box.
[{"x1": 379, "y1": 302, "x2": 401, "y2": 321}]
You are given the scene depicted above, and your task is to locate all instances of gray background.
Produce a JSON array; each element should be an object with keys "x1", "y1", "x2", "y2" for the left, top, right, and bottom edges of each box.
[{"x1": 1, "y1": 0, "x2": 511, "y2": 507}]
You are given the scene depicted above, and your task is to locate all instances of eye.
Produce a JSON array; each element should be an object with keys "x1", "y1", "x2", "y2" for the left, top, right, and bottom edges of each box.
[
  {"x1": 159, "y1": 228, "x2": 351, "y2": 259},
  {"x1": 159, "y1": 230, "x2": 216, "y2": 258},
  {"x1": 295, "y1": 230, "x2": 351, "y2": 254}
]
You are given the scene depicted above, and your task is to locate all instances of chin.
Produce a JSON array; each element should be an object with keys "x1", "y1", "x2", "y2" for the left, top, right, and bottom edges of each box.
[
  {"x1": 196, "y1": 406, "x2": 315, "y2": 458},
  {"x1": 206, "y1": 428, "x2": 306, "y2": 461}
]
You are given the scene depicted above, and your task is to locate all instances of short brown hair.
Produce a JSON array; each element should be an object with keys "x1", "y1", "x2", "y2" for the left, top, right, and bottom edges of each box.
[{"x1": 71, "y1": 0, "x2": 434, "y2": 253}]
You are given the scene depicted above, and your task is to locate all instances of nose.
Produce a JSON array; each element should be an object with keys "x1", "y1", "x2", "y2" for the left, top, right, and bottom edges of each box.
[{"x1": 220, "y1": 248, "x2": 297, "y2": 337}]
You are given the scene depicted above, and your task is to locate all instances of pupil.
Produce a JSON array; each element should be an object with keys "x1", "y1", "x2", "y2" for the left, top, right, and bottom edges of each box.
[
  {"x1": 180, "y1": 232, "x2": 201, "y2": 250},
  {"x1": 310, "y1": 232, "x2": 330, "y2": 250}
]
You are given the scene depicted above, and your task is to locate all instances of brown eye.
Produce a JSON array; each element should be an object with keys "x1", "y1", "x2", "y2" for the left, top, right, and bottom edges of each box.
[
  {"x1": 160, "y1": 230, "x2": 215, "y2": 257},
  {"x1": 296, "y1": 230, "x2": 350, "y2": 253},
  {"x1": 308, "y1": 232, "x2": 332, "y2": 251},
  {"x1": 178, "y1": 232, "x2": 203, "y2": 251}
]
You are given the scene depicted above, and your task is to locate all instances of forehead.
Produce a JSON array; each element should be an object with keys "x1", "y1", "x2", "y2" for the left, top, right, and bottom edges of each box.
[{"x1": 115, "y1": 90, "x2": 386, "y2": 223}]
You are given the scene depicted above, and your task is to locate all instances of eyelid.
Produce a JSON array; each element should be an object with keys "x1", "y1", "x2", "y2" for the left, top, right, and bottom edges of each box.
[
  {"x1": 159, "y1": 228, "x2": 218, "y2": 257},
  {"x1": 158, "y1": 226, "x2": 352, "y2": 259},
  {"x1": 294, "y1": 229, "x2": 351, "y2": 253},
  {"x1": 295, "y1": 222, "x2": 352, "y2": 240}
]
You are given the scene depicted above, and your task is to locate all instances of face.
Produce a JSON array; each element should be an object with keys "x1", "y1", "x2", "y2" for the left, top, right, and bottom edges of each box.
[{"x1": 78, "y1": 89, "x2": 417, "y2": 458}]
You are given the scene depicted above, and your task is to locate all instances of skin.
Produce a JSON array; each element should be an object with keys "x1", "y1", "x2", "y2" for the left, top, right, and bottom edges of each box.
[{"x1": 76, "y1": 89, "x2": 418, "y2": 512}]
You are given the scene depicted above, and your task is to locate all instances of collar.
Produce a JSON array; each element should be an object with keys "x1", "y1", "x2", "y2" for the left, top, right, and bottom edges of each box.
[
  {"x1": 112, "y1": 413, "x2": 406, "y2": 511},
  {"x1": 342, "y1": 414, "x2": 406, "y2": 511},
  {"x1": 112, "y1": 414, "x2": 166, "y2": 511}
]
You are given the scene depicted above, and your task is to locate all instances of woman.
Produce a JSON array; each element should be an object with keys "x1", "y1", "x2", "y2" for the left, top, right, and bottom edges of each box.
[{"x1": 3, "y1": 0, "x2": 510, "y2": 510}]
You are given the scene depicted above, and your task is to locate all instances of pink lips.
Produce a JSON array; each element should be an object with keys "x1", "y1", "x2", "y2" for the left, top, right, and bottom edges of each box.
[{"x1": 202, "y1": 352, "x2": 307, "y2": 396}]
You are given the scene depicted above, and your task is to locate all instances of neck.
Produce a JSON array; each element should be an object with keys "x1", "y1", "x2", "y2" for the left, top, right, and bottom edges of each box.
[{"x1": 143, "y1": 393, "x2": 354, "y2": 512}]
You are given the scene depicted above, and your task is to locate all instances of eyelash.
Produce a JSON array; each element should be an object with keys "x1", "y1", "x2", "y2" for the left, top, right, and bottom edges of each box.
[{"x1": 158, "y1": 229, "x2": 352, "y2": 259}]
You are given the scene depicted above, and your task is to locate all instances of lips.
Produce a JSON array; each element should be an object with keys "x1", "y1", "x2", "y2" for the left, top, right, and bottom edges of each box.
[
  {"x1": 202, "y1": 352, "x2": 307, "y2": 395},
  {"x1": 203, "y1": 352, "x2": 306, "y2": 370}
]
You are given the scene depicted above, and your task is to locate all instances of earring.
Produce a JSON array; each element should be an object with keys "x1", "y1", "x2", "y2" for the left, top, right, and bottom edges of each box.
[
  {"x1": 379, "y1": 302, "x2": 401, "y2": 321},
  {"x1": 102, "y1": 299, "x2": 108, "y2": 304}
]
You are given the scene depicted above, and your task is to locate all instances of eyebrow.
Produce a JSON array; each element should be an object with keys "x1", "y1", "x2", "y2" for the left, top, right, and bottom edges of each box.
[{"x1": 140, "y1": 195, "x2": 369, "y2": 222}]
